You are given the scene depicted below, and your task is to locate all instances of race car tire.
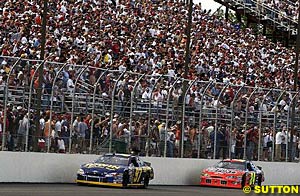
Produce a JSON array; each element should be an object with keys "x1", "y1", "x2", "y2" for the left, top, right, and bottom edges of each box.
[
  {"x1": 122, "y1": 171, "x2": 129, "y2": 188},
  {"x1": 257, "y1": 175, "x2": 262, "y2": 186},
  {"x1": 142, "y1": 174, "x2": 149, "y2": 189},
  {"x1": 241, "y1": 174, "x2": 246, "y2": 188},
  {"x1": 76, "y1": 182, "x2": 85, "y2": 186}
]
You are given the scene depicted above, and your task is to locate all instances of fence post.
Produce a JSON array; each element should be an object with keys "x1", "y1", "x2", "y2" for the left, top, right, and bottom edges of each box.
[
  {"x1": 69, "y1": 64, "x2": 90, "y2": 153},
  {"x1": 164, "y1": 78, "x2": 180, "y2": 157},
  {"x1": 26, "y1": 59, "x2": 47, "y2": 152},
  {"x1": 47, "y1": 62, "x2": 68, "y2": 153},
  {"x1": 109, "y1": 71, "x2": 126, "y2": 153},
  {"x1": 197, "y1": 81, "x2": 213, "y2": 158},
  {"x1": 181, "y1": 79, "x2": 197, "y2": 158},
  {"x1": 129, "y1": 73, "x2": 145, "y2": 153},
  {"x1": 258, "y1": 89, "x2": 273, "y2": 161},
  {"x1": 146, "y1": 75, "x2": 162, "y2": 157},
  {"x1": 89, "y1": 69, "x2": 108, "y2": 154},
  {"x1": 229, "y1": 85, "x2": 244, "y2": 159},
  {"x1": 243, "y1": 87, "x2": 259, "y2": 160},
  {"x1": 2, "y1": 58, "x2": 21, "y2": 151},
  {"x1": 287, "y1": 92, "x2": 299, "y2": 162},
  {"x1": 272, "y1": 90, "x2": 286, "y2": 162},
  {"x1": 213, "y1": 83, "x2": 229, "y2": 159}
]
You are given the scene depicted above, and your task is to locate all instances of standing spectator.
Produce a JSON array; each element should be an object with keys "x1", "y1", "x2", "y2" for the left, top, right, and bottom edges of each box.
[
  {"x1": 288, "y1": 129, "x2": 298, "y2": 161},
  {"x1": 281, "y1": 127, "x2": 287, "y2": 160},
  {"x1": 152, "y1": 88, "x2": 164, "y2": 118},
  {"x1": 210, "y1": 126, "x2": 224, "y2": 159},
  {"x1": 246, "y1": 126, "x2": 259, "y2": 160},
  {"x1": 275, "y1": 129, "x2": 284, "y2": 161},
  {"x1": 17, "y1": 113, "x2": 29, "y2": 151},
  {"x1": 57, "y1": 133, "x2": 66, "y2": 153},
  {"x1": 158, "y1": 122, "x2": 166, "y2": 157},
  {"x1": 116, "y1": 85, "x2": 125, "y2": 115},
  {"x1": 189, "y1": 124, "x2": 197, "y2": 157},
  {"x1": 60, "y1": 114, "x2": 70, "y2": 152},
  {"x1": 78, "y1": 116, "x2": 88, "y2": 153},
  {"x1": 230, "y1": 128, "x2": 238, "y2": 159},
  {"x1": 167, "y1": 126, "x2": 176, "y2": 158},
  {"x1": 67, "y1": 75, "x2": 75, "y2": 93},
  {"x1": 71, "y1": 116, "x2": 79, "y2": 153},
  {"x1": 149, "y1": 120, "x2": 160, "y2": 156},
  {"x1": 43, "y1": 115, "x2": 52, "y2": 152},
  {"x1": 54, "y1": 115, "x2": 62, "y2": 138},
  {"x1": 263, "y1": 128, "x2": 273, "y2": 161},
  {"x1": 173, "y1": 121, "x2": 182, "y2": 157},
  {"x1": 235, "y1": 130, "x2": 244, "y2": 159},
  {"x1": 141, "y1": 87, "x2": 151, "y2": 109}
]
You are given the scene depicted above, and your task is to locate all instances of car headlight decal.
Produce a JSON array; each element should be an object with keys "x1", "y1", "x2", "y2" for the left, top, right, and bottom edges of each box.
[
  {"x1": 77, "y1": 169, "x2": 85, "y2": 175},
  {"x1": 226, "y1": 176, "x2": 236, "y2": 179},
  {"x1": 105, "y1": 172, "x2": 123, "y2": 178},
  {"x1": 201, "y1": 173, "x2": 210, "y2": 177}
]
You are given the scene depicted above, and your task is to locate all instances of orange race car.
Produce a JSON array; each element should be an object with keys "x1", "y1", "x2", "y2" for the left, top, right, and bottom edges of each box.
[{"x1": 200, "y1": 159, "x2": 264, "y2": 189}]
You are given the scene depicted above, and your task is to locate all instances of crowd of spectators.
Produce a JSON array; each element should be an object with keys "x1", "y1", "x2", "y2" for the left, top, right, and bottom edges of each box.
[
  {"x1": 0, "y1": 0, "x2": 298, "y2": 89},
  {"x1": 0, "y1": 0, "x2": 300, "y2": 160}
]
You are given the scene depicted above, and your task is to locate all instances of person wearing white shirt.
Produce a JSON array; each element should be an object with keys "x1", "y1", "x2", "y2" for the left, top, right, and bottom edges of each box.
[
  {"x1": 142, "y1": 88, "x2": 151, "y2": 100},
  {"x1": 55, "y1": 119, "x2": 62, "y2": 138},
  {"x1": 275, "y1": 129, "x2": 285, "y2": 161},
  {"x1": 67, "y1": 76, "x2": 75, "y2": 93},
  {"x1": 281, "y1": 129, "x2": 287, "y2": 159},
  {"x1": 152, "y1": 90, "x2": 164, "y2": 118},
  {"x1": 57, "y1": 137, "x2": 65, "y2": 153},
  {"x1": 263, "y1": 130, "x2": 273, "y2": 161},
  {"x1": 119, "y1": 63, "x2": 127, "y2": 72}
]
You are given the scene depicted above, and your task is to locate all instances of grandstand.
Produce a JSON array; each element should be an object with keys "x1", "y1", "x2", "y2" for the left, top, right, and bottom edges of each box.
[{"x1": 0, "y1": 0, "x2": 299, "y2": 162}]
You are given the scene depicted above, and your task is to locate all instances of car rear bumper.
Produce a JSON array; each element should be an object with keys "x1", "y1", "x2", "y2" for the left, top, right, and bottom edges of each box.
[{"x1": 200, "y1": 177, "x2": 242, "y2": 189}]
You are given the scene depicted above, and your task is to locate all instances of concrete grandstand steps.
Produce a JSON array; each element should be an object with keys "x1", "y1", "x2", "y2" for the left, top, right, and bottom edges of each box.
[{"x1": 3, "y1": 85, "x2": 27, "y2": 108}]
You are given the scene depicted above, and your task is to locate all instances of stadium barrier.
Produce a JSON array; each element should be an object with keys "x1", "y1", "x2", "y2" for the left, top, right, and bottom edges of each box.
[{"x1": 0, "y1": 152, "x2": 299, "y2": 185}]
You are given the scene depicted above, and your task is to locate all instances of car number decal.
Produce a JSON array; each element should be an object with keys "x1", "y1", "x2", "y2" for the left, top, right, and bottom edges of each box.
[
  {"x1": 250, "y1": 172, "x2": 256, "y2": 185},
  {"x1": 133, "y1": 168, "x2": 143, "y2": 183}
]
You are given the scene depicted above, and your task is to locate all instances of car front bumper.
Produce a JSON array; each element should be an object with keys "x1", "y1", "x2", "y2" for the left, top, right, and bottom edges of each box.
[
  {"x1": 200, "y1": 177, "x2": 242, "y2": 188},
  {"x1": 76, "y1": 179, "x2": 123, "y2": 187}
]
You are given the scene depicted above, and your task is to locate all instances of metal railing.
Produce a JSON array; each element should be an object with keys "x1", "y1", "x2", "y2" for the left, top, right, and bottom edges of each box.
[
  {"x1": 0, "y1": 56, "x2": 300, "y2": 162},
  {"x1": 217, "y1": 0, "x2": 298, "y2": 31}
]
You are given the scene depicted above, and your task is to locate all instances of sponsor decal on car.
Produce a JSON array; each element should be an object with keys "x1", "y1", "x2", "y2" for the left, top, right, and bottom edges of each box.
[{"x1": 84, "y1": 163, "x2": 121, "y2": 170}]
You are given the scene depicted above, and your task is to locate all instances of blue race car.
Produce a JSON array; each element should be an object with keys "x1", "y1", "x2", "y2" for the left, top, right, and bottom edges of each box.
[{"x1": 76, "y1": 153, "x2": 154, "y2": 188}]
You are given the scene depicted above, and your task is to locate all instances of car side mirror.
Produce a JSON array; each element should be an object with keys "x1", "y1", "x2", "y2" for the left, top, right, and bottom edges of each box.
[
  {"x1": 257, "y1": 166, "x2": 262, "y2": 170},
  {"x1": 144, "y1": 161, "x2": 151, "y2": 167}
]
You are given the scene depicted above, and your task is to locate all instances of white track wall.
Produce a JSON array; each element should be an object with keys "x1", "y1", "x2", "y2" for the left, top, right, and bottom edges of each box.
[{"x1": 0, "y1": 152, "x2": 299, "y2": 185}]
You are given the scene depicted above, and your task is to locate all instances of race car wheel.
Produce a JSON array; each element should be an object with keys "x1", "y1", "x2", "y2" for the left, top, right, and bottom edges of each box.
[
  {"x1": 241, "y1": 174, "x2": 246, "y2": 188},
  {"x1": 142, "y1": 174, "x2": 149, "y2": 189},
  {"x1": 122, "y1": 171, "x2": 129, "y2": 188},
  {"x1": 257, "y1": 175, "x2": 262, "y2": 186},
  {"x1": 76, "y1": 182, "x2": 85, "y2": 186}
]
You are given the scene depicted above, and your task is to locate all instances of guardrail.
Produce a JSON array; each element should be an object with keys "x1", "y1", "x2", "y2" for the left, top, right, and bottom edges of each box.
[{"x1": 0, "y1": 152, "x2": 299, "y2": 185}]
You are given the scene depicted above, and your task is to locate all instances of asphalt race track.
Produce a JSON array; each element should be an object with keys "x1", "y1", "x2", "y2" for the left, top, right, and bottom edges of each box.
[{"x1": 0, "y1": 184, "x2": 244, "y2": 196}]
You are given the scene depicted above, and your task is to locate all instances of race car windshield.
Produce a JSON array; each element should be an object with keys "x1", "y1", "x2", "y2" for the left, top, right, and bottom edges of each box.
[
  {"x1": 215, "y1": 161, "x2": 245, "y2": 170},
  {"x1": 95, "y1": 156, "x2": 129, "y2": 166}
]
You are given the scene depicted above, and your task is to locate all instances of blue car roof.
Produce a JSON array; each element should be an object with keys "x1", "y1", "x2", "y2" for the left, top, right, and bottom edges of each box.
[{"x1": 103, "y1": 153, "x2": 133, "y2": 158}]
